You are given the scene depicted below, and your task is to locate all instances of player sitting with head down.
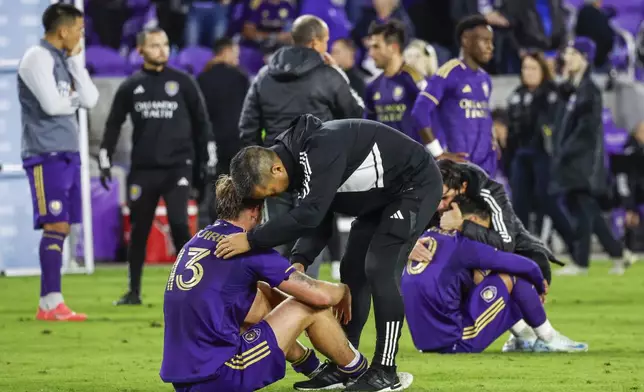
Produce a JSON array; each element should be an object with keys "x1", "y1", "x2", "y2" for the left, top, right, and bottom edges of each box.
[
  {"x1": 160, "y1": 176, "x2": 369, "y2": 392},
  {"x1": 401, "y1": 195, "x2": 588, "y2": 354}
]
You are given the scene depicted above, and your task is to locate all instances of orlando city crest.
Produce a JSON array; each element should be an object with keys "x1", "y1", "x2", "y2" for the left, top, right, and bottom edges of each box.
[
  {"x1": 481, "y1": 82, "x2": 489, "y2": 98},
  {"x1": 480, "y1": 286, "x2": 498, "y2": 303},
  {"x1": 165, "y1": 81, "x2": 179, "y2": 97},
  {"x1": 393, "y1": 86, "x2": 404, "y2": 101},
  {"x1": 49, "y1": 200, "x2": 62, "y2": 216},
  {"x1": 243, "y1": 328, "x2": 261, "y2": 344}
]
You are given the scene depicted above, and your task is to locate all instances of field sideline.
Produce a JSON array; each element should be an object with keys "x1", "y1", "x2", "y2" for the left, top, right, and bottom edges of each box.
[{"x1": 0, "y1": 263, "x2": 643, "y2": 392}]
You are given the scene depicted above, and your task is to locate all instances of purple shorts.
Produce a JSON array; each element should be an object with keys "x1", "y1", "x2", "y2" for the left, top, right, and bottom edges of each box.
[
  {"x1": 449, "y1": 275, "x2": 522, "y2": 353},
  {"x1": 23, "y1": 152, "x2": 81, "y2": 230},
  {"x1": 173, "y1": 320, "x2": 286, "y2": 392}
]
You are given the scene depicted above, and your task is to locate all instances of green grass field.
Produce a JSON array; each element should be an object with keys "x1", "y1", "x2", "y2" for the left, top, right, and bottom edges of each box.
[{"x1": 1, "y1": 263, "x2": 643, "y2": 392}]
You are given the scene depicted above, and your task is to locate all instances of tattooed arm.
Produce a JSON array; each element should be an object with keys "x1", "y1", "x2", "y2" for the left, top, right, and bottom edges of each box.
[{"x1": 277, "y1": 271, "x2": 348, "y2": 308}]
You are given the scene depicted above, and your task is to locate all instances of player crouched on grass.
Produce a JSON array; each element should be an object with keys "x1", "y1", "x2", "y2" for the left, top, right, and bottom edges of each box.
[
  {"x1": 401, "y1": 195, "x2": 588, "y2": 354},
  {"x1": 160, "y1": 175, "x2": 368, "y2": 392}
]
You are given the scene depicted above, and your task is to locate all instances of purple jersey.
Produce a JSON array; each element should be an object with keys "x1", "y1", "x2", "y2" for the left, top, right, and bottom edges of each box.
[
  {"x1": 401, "y1": 228, "x2": 544, "y2": 352},
  {"x1": 412, "y1": 59, "x2": 497, "y2": 176},
  {"x1": 160, "y1": 220, "x2": 296, "y2": 383},
  {"x1": 364, "y1": 64, "x2": 428, "y2": 144},
  {"x1": 246, "y1": 0, "x2": 297, "y2": 33}
]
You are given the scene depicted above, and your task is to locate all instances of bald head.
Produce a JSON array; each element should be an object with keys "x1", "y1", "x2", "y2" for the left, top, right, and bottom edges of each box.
[{"x1": 291, "y1": 15, "x2": 329, "y2": 54}]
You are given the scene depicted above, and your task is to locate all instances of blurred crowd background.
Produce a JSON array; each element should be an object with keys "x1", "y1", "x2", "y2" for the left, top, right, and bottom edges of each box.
[{"x1": 16, "y1": 0, "x2": 644, "y2": 270}]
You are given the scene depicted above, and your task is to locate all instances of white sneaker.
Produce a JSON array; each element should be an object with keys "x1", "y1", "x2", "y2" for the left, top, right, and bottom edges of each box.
[
  {"x1": 608, "y1": 262, "x2": 625, "y2": 275},
  {"x1": 397, "y1": 372, "x2": 414, "y2": 390},
  {"x1": 554, "y1": 264, "x2": 588, "y2": 276},
  {"x1": 501, "y1": 334, "x2": 537, "y2": 352},
  {"x1": 623, "y1": 249, "x2": 638, "y2": 269},
  {"x1": 532, "y1": 332, "x2": 588, "y2": 353}
]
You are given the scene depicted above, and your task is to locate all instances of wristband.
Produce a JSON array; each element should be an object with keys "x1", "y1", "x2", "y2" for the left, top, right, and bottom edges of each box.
[{"x1": 425, "y1": 140, "x2": 444, "y2": 157}]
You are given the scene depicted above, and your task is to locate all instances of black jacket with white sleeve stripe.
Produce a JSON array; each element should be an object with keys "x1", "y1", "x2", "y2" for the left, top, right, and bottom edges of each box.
[
  {"x1": 245, "y1": 114, "x2": 436, "y2": 253},
  {"x1": 459, "y1": 162, "x2": 559, "y2": 264}
]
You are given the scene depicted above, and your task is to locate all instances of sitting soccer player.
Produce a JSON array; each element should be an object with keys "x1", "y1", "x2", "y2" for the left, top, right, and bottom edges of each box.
[
  {"x1": 160, "y1": 176, "x2": 369, "y2": 392},
  {"x1": 401, "y1": 195, "x2": 588, "y2": 353}
]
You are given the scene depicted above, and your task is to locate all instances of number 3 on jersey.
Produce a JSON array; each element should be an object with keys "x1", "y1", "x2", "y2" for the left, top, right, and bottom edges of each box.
[{"x1": 166, "y1": 247, "x2": 210, "y2": 291}]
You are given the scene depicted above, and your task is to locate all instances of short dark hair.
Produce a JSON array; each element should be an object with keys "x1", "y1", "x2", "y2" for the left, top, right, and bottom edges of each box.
[
  {"x1": 291, "y1": 15, "x2": 328, "y2": 46},
  {"x1": 230, "y1": 146, "x2": 277, "y2": 199},
  {"x1": 452, "y1": 194, "x2": 491, "y2": 221},
  {"x1": 213, "y1": 37, "x2": 235, "y2": 56},
  {"x1": 215, "y1": 175, "x2": 263, "y2": 220},
  {"x1": 368, "y1": 20, "x2": 406, "y2": 50},
  {"x1": 438, "y1": 160, "x2": 468, "y2": 191},
  {"x1": 42, "y1": 3, "x2": 83, "y2": 33},
  {"x1": 455, "y1": 14, "x2": 490, "y2": 44},
  {"x1": 136, "y1": 27, "x2": 166, "y2": 46}
]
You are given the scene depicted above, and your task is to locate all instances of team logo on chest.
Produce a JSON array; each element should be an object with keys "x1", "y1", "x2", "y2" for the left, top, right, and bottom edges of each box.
[
  {"x1": 393, "y1": 86, "x2": 404, "y2": 101},
  {"x1": 278, "y1": 8, "x2": 289, "y2": 18},
  {"x1": 242, "y1": 328, "x2": 262, "y2": 343},
  {"x1": 481, "y1": 82, "x2": 490, "y2": 98},
  {"x1": 130, "y1": 184, "x2": 142, "y2": 201},
  {"x1": 373, "y1": 91, "x2": 381, "y2": 101},
  {"x1": 164, "y1": 81, "x2": 179, "y2": 97}
]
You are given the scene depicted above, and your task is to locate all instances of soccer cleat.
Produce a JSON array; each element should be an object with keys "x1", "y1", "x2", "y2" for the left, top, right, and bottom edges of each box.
[
  {"x1": 344, "y1": 366, "x2": 408, "y2": 392},
  {"x1": 113, "y1": 291, "x2": 142, "y2": 306},
  {"x1": 36, "y1": 303, "x2": 87, "y2": 322},
  {"x1": 294, "y1": 361, "x2": 359, "y2": 391},
  {"x1": 532, "y1": 333, "x2": 588, "y2": 353},
  {"x1": 501, "y1": 335, "x2": 537, "y2": 352},
  {"x1": 608, "y1": 262, "x2": 625, "y2": 276},
  {"x1": 554, "y1": 264, "x2": 588, "y2": 276},
  {"x1": 623, "y1": 249, "x2": 638, "y2": 269}
]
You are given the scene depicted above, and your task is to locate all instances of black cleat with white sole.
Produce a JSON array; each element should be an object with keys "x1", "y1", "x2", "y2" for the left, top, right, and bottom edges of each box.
[
  {"x1": 343, "y1": 366, "x2": 403, "y2": 392},
  {"x1": 294, "y1": 361, "x2": 359, "y2": 391}
]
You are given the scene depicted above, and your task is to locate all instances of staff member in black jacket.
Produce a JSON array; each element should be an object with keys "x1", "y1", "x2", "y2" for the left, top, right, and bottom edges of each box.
[
  {"x1": 239, "y1": 14, "x2": 363, "y2": 258},
  {"x1": 550, "y1": 38, "x2": 625, "y2": 277},
  {"x1": 409, "y1": 160, "x2": 563, "y2": 353},
  {"x1": 99, "y1": 27, "x2": 213, "y2": 305},
  {"x1": 507, "y1": 51, "x2": 576, "y2": 255},
  {"x1": 197, "y1": 37, "x2": 249, "y2": 222},
  {"x1": 216, "y1": 115, "x2": 442, "y2": 391}
]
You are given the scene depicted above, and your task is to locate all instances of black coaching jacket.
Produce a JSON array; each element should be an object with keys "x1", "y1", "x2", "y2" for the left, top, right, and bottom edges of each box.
[
  {"x1": 238, "y1": 46, "x2": 364, "y2": 148},
  {"x1": 458, "y1": 162, "x2": 560, "y2": 271},
  {"x1": 245, "y1": 115, "x2": 440, "y2": 266}
]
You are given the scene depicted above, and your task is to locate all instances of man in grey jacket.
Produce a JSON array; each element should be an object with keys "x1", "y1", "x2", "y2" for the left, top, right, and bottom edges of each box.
[{"x1": 18, "y1": 3, "x2": 99, "y2": 321}]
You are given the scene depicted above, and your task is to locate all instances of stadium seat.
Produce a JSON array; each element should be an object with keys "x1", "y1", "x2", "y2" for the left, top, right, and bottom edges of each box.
[
  {"x1": 609, "y1": 22, "x2": 637, "y2": 75},
  {"x1": 127, "y1": 50, "x2": 185, "y2": 74},
  {"x1": 239, "y1": 45, "x2": 266, "y2": 76},
  {"x1": 300, "y1": 0, "x2": 352, "y2": 45},
  {"x1": 178, "y1": 46, "x2": 213, "y2": 75},
  {"x1": 126, "y1": 0, "x2": 152, "y2": 10},
  {"x1": 85, "y1": 46, "x2": 128, "y2": 76}
]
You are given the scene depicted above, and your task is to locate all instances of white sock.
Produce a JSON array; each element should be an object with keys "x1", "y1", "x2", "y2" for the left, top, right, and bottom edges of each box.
[
  {"x1": 534, "y1": 320, "x2": 556, "y2": 342},
  {"x1": 39, "y1": 292, "x2": 64, "y2": 311},
  {"x1": 510, "y1": 320, "x2": 536, "y2": 339},
  {"x1": 345, "y1": 342, "x2": 362, "y2": 368}
]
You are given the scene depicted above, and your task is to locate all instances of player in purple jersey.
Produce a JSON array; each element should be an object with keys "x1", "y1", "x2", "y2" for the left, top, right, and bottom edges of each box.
[
  {"x1": 401, "y1": 195, "x2": 588, "y2": 353},
  {"x1": 161, "y1": 176, "x2": 372, "y2": 392},
  {"x1": 411, "y1": 15, "x2": 497, "y2": 176},
  {"x1": 365, "y1": 21, "x2": 466, "y2": 163}
]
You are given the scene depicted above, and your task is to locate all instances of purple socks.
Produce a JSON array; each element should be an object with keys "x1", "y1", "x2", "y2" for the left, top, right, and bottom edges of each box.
[
  {"x1": 40, "y1": 231, "x2": 65, "y2": 296},
  {"x1": 511, "y1": 277, "x2": 547, "y2": 328}
]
